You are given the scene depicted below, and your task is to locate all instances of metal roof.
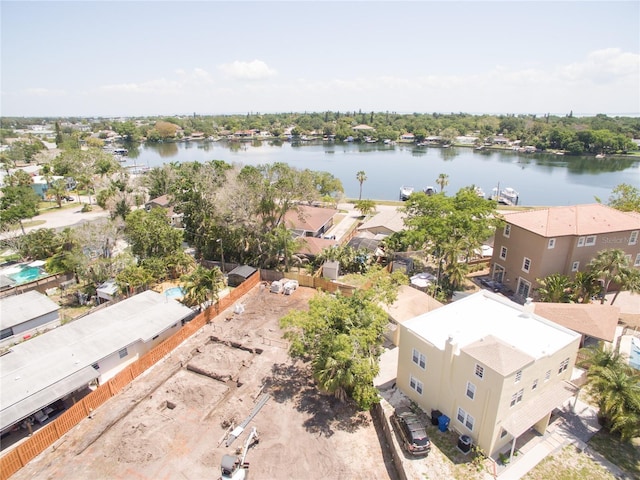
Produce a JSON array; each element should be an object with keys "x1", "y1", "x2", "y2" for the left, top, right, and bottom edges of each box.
[
  {"x1": 0, "y1": 290, "x2": 61, "y2": 330},
  {"x1": 0, "y1": 290, "x2": 193, "y2": 431}
]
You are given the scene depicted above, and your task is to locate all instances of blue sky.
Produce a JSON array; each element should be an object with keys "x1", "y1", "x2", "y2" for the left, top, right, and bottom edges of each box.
[{"x1": 2, "y1": 1, "x2": 639, "y2": 117}]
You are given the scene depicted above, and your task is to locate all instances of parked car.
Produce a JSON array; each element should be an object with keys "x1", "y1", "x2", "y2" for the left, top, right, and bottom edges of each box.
[
  {"x1": 283, "y1": 279, "x2": 299, "y2": 295},
  {"x1": 270, "y1": 280, "x2": 283, "y2": 294},
  {"x1": 390, "y1": 407, "x2": 431, "y2": 456}
]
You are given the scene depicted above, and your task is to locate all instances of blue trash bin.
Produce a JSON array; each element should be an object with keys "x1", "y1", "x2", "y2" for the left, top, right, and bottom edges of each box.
[{"x1": 438, "y1": 414, "x2": 450, "y2": 432}]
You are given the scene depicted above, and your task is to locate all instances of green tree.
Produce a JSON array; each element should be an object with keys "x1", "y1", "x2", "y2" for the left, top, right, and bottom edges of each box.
[
  {"x1": 571, "y1": 270, "x2": 602, "y2": 303},
  {"x1": 356, "y1": 170, "x2": 367, "y2": 200},
  {"x1": 47, "y1": 178, "x2": 68, "y2": 208},
  {"x1": 0, "y1": 173, "x2": 40, "y2": 234},
  {"x1": 436, "y1": 173, "x2": 449, "y2": 193},
  {"x1": 606, "y1": 183, "x2": 640, "y2": 212},
  {"x1": 124, "y1": 208, "x2": 183, "y2": 261},
  {"x1": 536, "y1": 273, "x2": 572, "y2": 303},
  {"x1": 181, "y1": 265, "x2": 225, "y2": 314},
  {"x1": 116, "y1": 264, "x2": 154, "y2": 295},
  {"x1": 588, "y1": 249, "x2": 634, "y2": 305},
  {"x1": 354, "y1": 199, "x2": 376, "y2": 217}
]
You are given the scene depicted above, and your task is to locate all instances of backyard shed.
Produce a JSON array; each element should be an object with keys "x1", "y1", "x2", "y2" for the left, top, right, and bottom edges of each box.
[{"x1": 227, "y1": 265, "x2": 257, "y2": 287}]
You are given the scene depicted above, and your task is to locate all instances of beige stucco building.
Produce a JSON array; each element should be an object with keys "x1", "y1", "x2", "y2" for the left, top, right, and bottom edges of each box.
[
  {"x1": 489, "y1": 204, "x2": 640, "y2": 301},
  {"x1": 396, "y1": 290, "x2": 581, "y2": 458}
]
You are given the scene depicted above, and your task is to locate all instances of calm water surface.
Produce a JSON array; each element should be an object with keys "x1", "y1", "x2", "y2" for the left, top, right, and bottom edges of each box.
[{"x1": 124, "y1": 141, "x2": 640, "y2": 206}]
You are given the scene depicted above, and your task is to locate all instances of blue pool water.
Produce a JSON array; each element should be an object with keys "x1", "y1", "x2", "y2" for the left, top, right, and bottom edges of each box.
[
  {"x1": 630, "y1": 338, "x2": 640, "y2": 371},
  {"x1": 7, "y1": 266, "x2": 49, "y2": 285},
  {"x1": 164, "y1": 286, "x2": 185, "y2": 299}
]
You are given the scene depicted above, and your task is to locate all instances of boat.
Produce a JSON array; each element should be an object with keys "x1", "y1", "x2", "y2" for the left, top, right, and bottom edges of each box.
[
  {"x1": 491, "y1": 186, "x2": 519, "y2": 206},
  {"x1": 424, "y1": 186, "x2": 436, "y2": 196},
  {"x1": 400, "y1": 186, "x2": 414, "y2": 201},
  {"x1": 474, "y1": 186, "x2": 485, "y2": 198}
]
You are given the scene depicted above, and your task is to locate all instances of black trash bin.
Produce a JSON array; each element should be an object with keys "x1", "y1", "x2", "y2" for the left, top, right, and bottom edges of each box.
[
  {"x1": 458, "y1": 434, "x2": 472, "y2": 454},
  {"x1": 430, "y1": 409, "x2": 442, "y2": 426}
]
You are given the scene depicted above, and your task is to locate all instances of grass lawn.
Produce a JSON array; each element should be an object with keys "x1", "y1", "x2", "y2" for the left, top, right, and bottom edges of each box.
[
  {"x1": 588, "y1": 430, "x2": 640, "y2": 478},
  {"x1": 522, "y1": 445, "x2": 617, "y2": 480}
]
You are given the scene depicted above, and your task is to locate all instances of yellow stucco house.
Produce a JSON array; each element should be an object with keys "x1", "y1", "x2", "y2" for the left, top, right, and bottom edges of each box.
[{"x1": 396, "y1": 290, "x2": 581, "y2": 459}]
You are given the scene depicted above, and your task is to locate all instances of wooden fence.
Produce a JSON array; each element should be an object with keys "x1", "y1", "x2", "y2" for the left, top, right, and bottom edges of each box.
[
  {"x1": 0, "y1": 272, "x2": 260, "y2": 480},
  {"x1": 258, "y1": 269, "x2": 357, "y2": 296}
]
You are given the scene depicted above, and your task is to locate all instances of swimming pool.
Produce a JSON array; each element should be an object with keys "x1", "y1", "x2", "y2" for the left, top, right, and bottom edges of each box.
[
  {"x1": 7, "y1": 266, "x2": 50, "y2": 285},
  {"x1": 164, "y1": 286, "x2": 185, "y2": 299},
  {"x1": 630, "y1": 338, "x2": 640, "y2": 371}
]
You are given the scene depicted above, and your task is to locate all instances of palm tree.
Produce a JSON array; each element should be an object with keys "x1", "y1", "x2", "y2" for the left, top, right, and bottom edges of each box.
[
  {"x1": 356, "y1": 171, "x2": 367, "y2": 200},
  {"x1": 436, "y1": 173, "x2": 449, "y2": 193},
  {"x1": 571, "y1": 270, "x2": 602, "y2": 303},
  {"x1": 181, "y1": 265, "x2": 224, "y2": 316},
  {"x1": 536, "y1": 273, "x2": 572, "y2": 303},
  {"x1": 588, "y1": 249, "x2": 633, "y2": 304}
]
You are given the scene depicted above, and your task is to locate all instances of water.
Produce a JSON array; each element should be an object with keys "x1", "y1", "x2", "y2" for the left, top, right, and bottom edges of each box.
[
  {"x1": 164, "y1": 286, "x2": 185, "y2": 299},
  {"x1": 631, "y1": 338, "x2": 640, "y2": 371},
  {"x1": 123, "y1": 141, "x2": 640, "y2": 206},
  {"x1": 8, "y1": 266, "x2": 49, "y2": 285}
]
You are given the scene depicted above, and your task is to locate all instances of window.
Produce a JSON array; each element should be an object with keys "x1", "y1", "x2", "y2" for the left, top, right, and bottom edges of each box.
[
  {"x1": 503, "y1": 224, "x2": 511, "y2": 238},
  {"x1": 545, "y1": 370, "x2": 551, "y2": 382},
  {"x1": 548, "y1": 238, "x2": 556, "y2": 249},
  {"x1": 466, "y1": 381, "x2": 476, "y2": 400},
  {"x1": 558, "y1": 358, "x2": 569, "y2": 374},
  {"x1": 585, "y1": 235, "x2": 597, "y2": 246},
  {"x1": 577, "y1": 237, "x2": 585, "y2": 247},
  {"x1": 571, "y1": 261, "x2": 580, "y2": 272},
  {"x1": 630, "y1": 231, "x2": 639, "y2": 246},
  {"x1": 118, "y1": 347, "x2": 128, "y2": 359},
  {"x1": 500, "y1": 246, "x2": 508, "y2": 260},
  {"x1": 475, "y1": 364, "x2": 484, "y2": 379},
  {"x1": 152, "y1": 335, "x2": 159, "y2": 341},
  {"x1": 457, "y1": 407, "x2": 475, "y2": 431},
  {"x1": 635, "y1": 253, "x2": 640, "y2": 267},
  {"x1": 510, "y1": 389, "x2": 524, "y2": 407},
  {"x1": 500, "y1": 429, "x2": 508, "y2": 439},
  {"x1": 522, "y1": 257, "x2": 531, "y2": 273},
  {"x1": 412, "y1": 348, "x2": 426, "y2": 369},
  {"x1": 409, "y1": 375, "x2": 423, "y2": 395},
  {"x1": 0, "y1": 327, "x2": 13, "y2": 340},
  {"x1": 515, "y1": 370, "x2": 522, "y2": 383},
  {"x1": 532, "y1": 379, "x2": 538, "y2": 390},
  {"x1": 517, "y1": 278, "x2": 531, "y2": 298},
  {"x1": 91, "y1": 362, "x2": 100, "y2": 370}
]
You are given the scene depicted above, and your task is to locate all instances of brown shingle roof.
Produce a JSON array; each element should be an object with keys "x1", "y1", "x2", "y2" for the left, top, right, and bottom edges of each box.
[
  {"x1": 502, "y1": 204, "x2": 640, "y2": 237},
  {"x1": 284, "y1": 205, "x2": 337, "y2": 233},
  {"x1": 462, "y1": 335, "x2": 535, "y2": 376},
  {"x1": 297, "y1": 236, "x2": 337, "y2": 256},
  {"x1": 533, "y1": 303, "x2": 620, "y2": 342}
]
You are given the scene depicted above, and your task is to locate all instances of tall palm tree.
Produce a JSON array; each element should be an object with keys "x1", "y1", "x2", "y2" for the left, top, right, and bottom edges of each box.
[
  {"x1": 571, "y1": 270, "x2": 602, "y2": 303},
  {"x1": 181, "y1": 265, "x2": 224, "y2": 316},
  {"x1": 436, "y1": 173, "x2": 449, "y2": 193},
  {"x1": 588, "y1": 249, "x2": 632, "y2": 304},
  {"x1": 536, "y1": 273, "x2": 572, "y2": 303},
  {"x1": 356, "y1": 170, "x2": 367, "y2": 200}
]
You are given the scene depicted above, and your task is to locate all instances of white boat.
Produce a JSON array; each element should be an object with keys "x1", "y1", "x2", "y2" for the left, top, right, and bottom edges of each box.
[
  {"x1": 474, "y1": 186, "x2": 485, "y2": 198},
  {"x1": 424, "y1": 186, "x2": 436, "y2": 196},
  {"x1": 400, "y1": 186, "x2": 414, "y2": 201},
  {"x1": 491, "y1": 186, "x2": 519, "y2": 206}
]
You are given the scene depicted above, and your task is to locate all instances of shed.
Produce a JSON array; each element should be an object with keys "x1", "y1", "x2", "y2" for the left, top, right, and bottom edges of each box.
[
  {"x1": 227, "y1": 265, "x2": 257, "y2": 287},
  {"x1": 322, "y1": 261, "x2": 340, "y2": 280},
  {"x1": 96, "y1": 280, "x2": 118, "y2": 304}
]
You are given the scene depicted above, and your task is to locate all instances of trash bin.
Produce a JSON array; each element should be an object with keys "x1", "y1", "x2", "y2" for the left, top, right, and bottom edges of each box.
[
  {"x1": 438, "y1": 414, "x2": 450, "y2": 432},
  {"x1": 458, "y1": 434, "x2": 472, "y2": 453},
  {"x1": 431, "y1": 410, "x2": 442, "y2": 426}
]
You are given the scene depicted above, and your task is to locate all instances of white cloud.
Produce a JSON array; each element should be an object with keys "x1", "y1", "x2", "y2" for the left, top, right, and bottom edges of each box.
[
  {"x1": 557, "y1": 48, "x2": 640, "y2": 84},
  {"x1": 23, "y1": 87, "x2": 66, "y2": 97},
  {"x1": 218, "y1": 60, "x2": 277, "y2": 81}
]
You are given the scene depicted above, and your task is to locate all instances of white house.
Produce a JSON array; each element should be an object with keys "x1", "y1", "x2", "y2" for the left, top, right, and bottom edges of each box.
[{"x1": 0, "y1": 291, "x2": 61, "y2": 348}]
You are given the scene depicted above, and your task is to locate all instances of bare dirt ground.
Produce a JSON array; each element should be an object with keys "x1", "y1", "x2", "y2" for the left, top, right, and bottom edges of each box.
[{"x1": 10, "y1": 285, "x2": 397, "y2": 480}]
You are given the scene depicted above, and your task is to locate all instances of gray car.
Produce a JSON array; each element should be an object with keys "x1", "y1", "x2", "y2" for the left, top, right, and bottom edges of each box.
[{"x1": 391, "y1": 407, "x2": 431, "y2": 456}]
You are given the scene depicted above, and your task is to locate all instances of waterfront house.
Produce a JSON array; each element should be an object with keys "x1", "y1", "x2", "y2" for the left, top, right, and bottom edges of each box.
[
  {"x1": 145, "y1": 194, "x2": 183, "y2": 228},
  {"x1": 489, "y1": 204, "x2": 640, "y2": 302},
  {"x1": 396, "y1": 290, "x2": 581, "y2": 460},
  {"x1": 358, "y1": 209, "x2": 406, "y2": 237},
  {"x1": 284, "y1": 205, "x2": 337, "y2": 238}
]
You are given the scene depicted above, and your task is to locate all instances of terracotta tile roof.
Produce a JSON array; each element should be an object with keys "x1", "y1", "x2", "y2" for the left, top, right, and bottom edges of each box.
[
  {"x1": 533, "y1": 303, "x2": 620, "y2": 342},
  {"x1": 296, "y1": 236, "x2": 336, "y2": 256},
  {"x1": 502, "y1": 204, "x2": 640, "y2": 237},
  {"x1": 462, "y1": 335, "x2": 535, "y2": 376},
  {"x1": 284, "y1": 205, "x2": 337, "y2": 233}
]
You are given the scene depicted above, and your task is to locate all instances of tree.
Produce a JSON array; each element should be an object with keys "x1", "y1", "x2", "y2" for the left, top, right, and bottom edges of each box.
[
  {"x1": 356, "y1": 170, "x2": 367, "y2": 200},
  {"x1": 588, "y1": 249, "x2": 634, "y2": 305},
  {"x1": 47, "y1": 178, "x2": 68, "y2": 208},
  {"x1": 181, "y1": 265, "x2": 225, "y2": 314},
  {"x1": 280, "y1": 268, "x2": 403, "y2": 410},
  {"x1": 436, "y1": 173, "x2": 449, "y2": 193},
  {"x1": 0, "y1": 173, "x2": 40, "y2": 235},
  {"x1": 606, "y1": 183, "x2": 640, "y2": 212},
  {"x1": 354, "y1": 199, "x2": 376, "y2": 217},
  {"x1": 536, "y1": 273, "x2": 572, "y2": 303},
  {"x1": 124, "y1": 208, "x2": 183, "y2": 261}
]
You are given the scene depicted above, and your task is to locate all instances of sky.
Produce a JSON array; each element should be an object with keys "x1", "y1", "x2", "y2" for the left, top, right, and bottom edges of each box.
[{"x1": 1, "y1": 1, "x2": 639, "y2": 118}]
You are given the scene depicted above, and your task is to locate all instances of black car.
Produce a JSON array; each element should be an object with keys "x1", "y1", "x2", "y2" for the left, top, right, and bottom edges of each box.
[{"x1": 390, "y1": 407, "x2": 431, "y2": 456}]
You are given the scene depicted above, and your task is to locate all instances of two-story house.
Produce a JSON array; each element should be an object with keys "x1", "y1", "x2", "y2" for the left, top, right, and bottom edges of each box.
[
  {"x1": 490, "y1": 204, "x2": 640, "y2": 301},
  {"x1": 396, "y1": 290, "x2": 581, "y2": 460}
]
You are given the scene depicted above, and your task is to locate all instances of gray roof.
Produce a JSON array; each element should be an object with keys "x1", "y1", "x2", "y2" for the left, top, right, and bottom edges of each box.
[
  {"x1": 0, "y1": 290, "x2": 61, "y2": 330},
  {"x1": 228, "y1": 265, "x2": 257, "y2": 278},
  {"x1": 0, "y1": 290, "x2": 194, "y2": 430}
]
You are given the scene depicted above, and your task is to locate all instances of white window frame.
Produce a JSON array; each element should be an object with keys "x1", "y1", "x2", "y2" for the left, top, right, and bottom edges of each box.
[
  {"x1": 635, "y1": 253, "x2": 640, "y2": 267},
  {"x1": 547, "y1": 238, "x2": 556, "y2": 249},
  {"x1": 571, "y1": 261, "x2": 580, "y2": 272},
  {"x1": 515, "y1": 370, "x2": 522, "y2": 383},
  {"x1": 409, "y1": 375, "x2": 423, "y2": 395},
  {"x1": 545, "y1": 370, "x2": 551, "y2": 382},
  {"x1": 475, "y1": 364, "x2": 484, "y2": 379},
  {"x1": 457, "y1": 407, "x2": 474, "y2": 431},
  {"x1": 630, "y1": 231, "x2": 638, "y2": 246},
  {"x1": 500, "y1": 246, "x2": 508, "y2": 260},
  {"x1": 522, "y1": 257, "x2": 531, "y2": 273},
  {"x1": 510, "y1": 389, "x2": 524, "y2": 407},
  {"x1": 466, "y1": 381, "x2": 476, "y2": 400},
  {"x1": 585, "y1": 235, "x2": 597, "y2": 246},
  {"x1": 412, "y1": 348, "x2": 426, "y2": 370},
  {"x1": 517, "y1": 278, "x2": 531, "y2": 298},
  {"x1": 558, "y1": 358, "x2": 569, "y2": 374},
  {"x1": 503, "y1": 224, "x2": 511, "y2": 238},
  {"x1": 118, "y1": 347, "x2": 128, "y2": 359},
  {"x1": 577, "y1": 237, "x2": 585, "y2": 247}
]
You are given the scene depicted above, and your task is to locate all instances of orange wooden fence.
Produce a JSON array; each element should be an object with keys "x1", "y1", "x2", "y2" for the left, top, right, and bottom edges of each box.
[{"x1": 0, "y1": 272, "x2": 260, "y2": 480}]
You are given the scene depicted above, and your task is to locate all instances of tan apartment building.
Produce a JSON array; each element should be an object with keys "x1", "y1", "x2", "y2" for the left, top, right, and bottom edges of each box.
[
  {"x1": 489, "y1": 204, "x2": 640, "y2": 301},
  {"x1": 396, "y1": 290, "x2": 581, "y2": 459}
]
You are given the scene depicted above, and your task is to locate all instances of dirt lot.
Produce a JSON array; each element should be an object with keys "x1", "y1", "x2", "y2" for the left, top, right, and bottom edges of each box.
[{"x1": 10, "y1": 285, "x2": 397, "y2": 480}]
